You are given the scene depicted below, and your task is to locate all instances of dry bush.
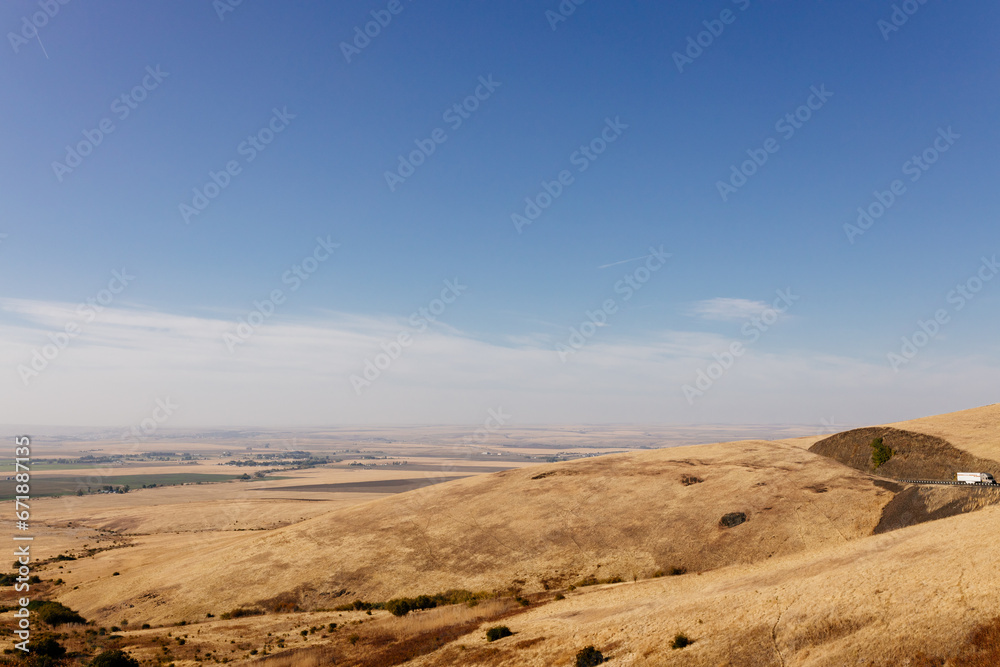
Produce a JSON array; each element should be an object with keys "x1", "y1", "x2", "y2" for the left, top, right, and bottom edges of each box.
[
  {"x1": 386, "y1": 598, "x2": 516, "y2": 639},
  {"x1": 254, "y1": 646, "x2": 338, "y2": 667}
]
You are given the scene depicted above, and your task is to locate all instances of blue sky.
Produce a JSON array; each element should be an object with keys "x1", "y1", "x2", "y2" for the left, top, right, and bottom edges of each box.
[{"x1": 2, "y1": 1, "x2": 998, "y2": 428}]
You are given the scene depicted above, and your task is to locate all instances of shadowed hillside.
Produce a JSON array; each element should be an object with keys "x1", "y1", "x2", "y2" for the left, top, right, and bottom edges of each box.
[{"x1": 809, "y1": 426, "x2": 1000, "y2": 481}]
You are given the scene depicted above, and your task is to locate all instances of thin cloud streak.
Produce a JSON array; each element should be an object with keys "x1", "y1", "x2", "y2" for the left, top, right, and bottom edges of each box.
[{"x1": 2, "y1": 299, "x2": 997, "y2": 428}]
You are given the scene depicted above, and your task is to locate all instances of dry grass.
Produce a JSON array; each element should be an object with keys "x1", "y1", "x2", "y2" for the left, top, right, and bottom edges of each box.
[
  {"x1": 384, "y1": 599, "x2": 517, "y2": 638},
  {"x1": 406, "y1": 500, "x2": 1000, "y2": 666},
  {"x1": 810, "y1": 425, "x2": 1000, "y2": 480},
  {"x1": 46, "y1": 439, "x2": 902, "y2": 625},
  {"x1": 8, "y1": 405, "x2": 1000, "y2": 666}
]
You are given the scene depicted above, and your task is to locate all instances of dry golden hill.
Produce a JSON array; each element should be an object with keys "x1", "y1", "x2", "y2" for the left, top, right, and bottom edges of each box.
[
  {"x1": 59, "y1": 439, "x2": 899, "y2": 625},
  {"x1": 888, "y1": 402, "x2": 1000, "y2": 461},
  {"x1": 407, "y1": 500, "x2": 1000, "y2": 667},
  {"x1": 17, "y1": 404, "x2": 1000, "y2": 667},
  {"x1": 809, "y1": 425, "x2": 1000, "y2": 480}
]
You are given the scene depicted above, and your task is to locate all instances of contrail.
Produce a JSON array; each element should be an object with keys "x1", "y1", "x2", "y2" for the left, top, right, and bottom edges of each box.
[
  {"x1": 37, "y1": 33, "x2": 49, "y2": 60},
  {"x1": 598, "y1": 252, "x2": 671, "y2": 269}
]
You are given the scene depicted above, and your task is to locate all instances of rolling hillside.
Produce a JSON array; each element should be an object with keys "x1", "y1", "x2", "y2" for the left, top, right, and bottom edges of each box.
[
  {"x1": 26, "y1": 403, "x2": 1000, "y2": 666},
  {"x1": 59, "y1": 439, "x2": 897, "y2": 625}
]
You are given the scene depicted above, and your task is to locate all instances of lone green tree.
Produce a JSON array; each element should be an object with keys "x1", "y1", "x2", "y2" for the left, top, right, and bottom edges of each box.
[{"x1": 870, "y1": 436, "x2": 895, "y2": 469}]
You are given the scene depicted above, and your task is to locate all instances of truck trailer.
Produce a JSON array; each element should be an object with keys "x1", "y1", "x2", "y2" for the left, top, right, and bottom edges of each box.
[{"x1": 956, "y1": 472, "x2": 998, "y2": 485}]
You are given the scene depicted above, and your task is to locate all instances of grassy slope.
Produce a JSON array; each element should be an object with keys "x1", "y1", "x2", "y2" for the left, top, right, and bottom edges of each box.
[
  {"x1": 412, "y1": 502, "x2": 1000, "y2": 667},
  {"x1": 888, "y1": 402, "x2": 1000, "y2": 461},
  {"x1": 59, "y1": 439, "x2": 893, "y2": 624}
]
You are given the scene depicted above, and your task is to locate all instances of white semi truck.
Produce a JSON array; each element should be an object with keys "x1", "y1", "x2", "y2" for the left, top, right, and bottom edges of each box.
[{"x1": 956, "y1": 472, "x2": 998, "y2": 485}]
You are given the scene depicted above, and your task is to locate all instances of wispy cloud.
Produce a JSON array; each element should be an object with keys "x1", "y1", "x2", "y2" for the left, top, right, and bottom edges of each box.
[
  {"x1": 598, "y1": 251, "x2": 671, "y2": 270},
  {"x1": 688, "y1": 297, "x2": 770, "y2": 322},
  {"x1": 1, "y1": 299, "x2": 997, "y2": 428}
]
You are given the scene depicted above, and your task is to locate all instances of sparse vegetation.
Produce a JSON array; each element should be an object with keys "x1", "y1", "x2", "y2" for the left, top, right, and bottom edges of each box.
[
  {"x1": 575, "y1": 645, "x2": 605, "y2": 666},
  {"x1": 485, "y1": 626, "x2": 512, "y2": 642},
  {"x1": 575, "y1": 575, "x2": 624, "y2": 588},
  {"x1": 219, "y1": 608, "x2": 264, "y2": 620},
  {"x1": 28, "y1": 600, "x2": 86, "y2": 626},
  {"x1": 380, "y1": 589, "x2": 494, "y2": 616},
  {"x1": 27, "y1": 635, "x2": 66, "y2": 659},
  {"x1": 671, "y1": 632, "x2": 694, "y2": 649},
  {"x1": 90, "y1": 649, "x2": 140, "y2": 667}
]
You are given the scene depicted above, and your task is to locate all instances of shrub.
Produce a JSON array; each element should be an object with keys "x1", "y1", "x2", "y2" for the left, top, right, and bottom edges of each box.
[
  {"x1": 90, "y1": 649, "x2": 140, "y2": 667},
  {"x1": 575, "y1": 646, "x2": 605, "y2": 666},
  {"x1": 485, "y1": 626, "x2": 512, "y2": 642},
  {"x1": 870, "y1": 437, "x2": 895, "y2": 469},
  {"x1": 28, "y1": 600, "x2": 86, "y2": 626},
  {"x1": 141, "y1": 624, "x2": 151, "y2": 630},
  {"x1": 671, "y1": 633, "x2": 694, "y2": 649},
  {"x1": 668, "y1": 566, "x2": 687, "y2": 576},
  {"x1": 575, "y1": 575, "x2": 624, "y2": 587},
  {"x1": 383, "y1": 589, "x2": 492, "y2": 617},
  {"x1": 554, "y1": 593, "x2": 565, "y2": 600},
  {"x1": 219, "y1": 608, "x2": 264, "y2": 620},
  {"x1": 29, "y1": 636, "x2": 66, "y2": 659}
]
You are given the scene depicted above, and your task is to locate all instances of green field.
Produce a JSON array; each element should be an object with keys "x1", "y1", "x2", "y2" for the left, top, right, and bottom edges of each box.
[{"x1": 0, "y1": 473, "x2": 242, "y2": 500}]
